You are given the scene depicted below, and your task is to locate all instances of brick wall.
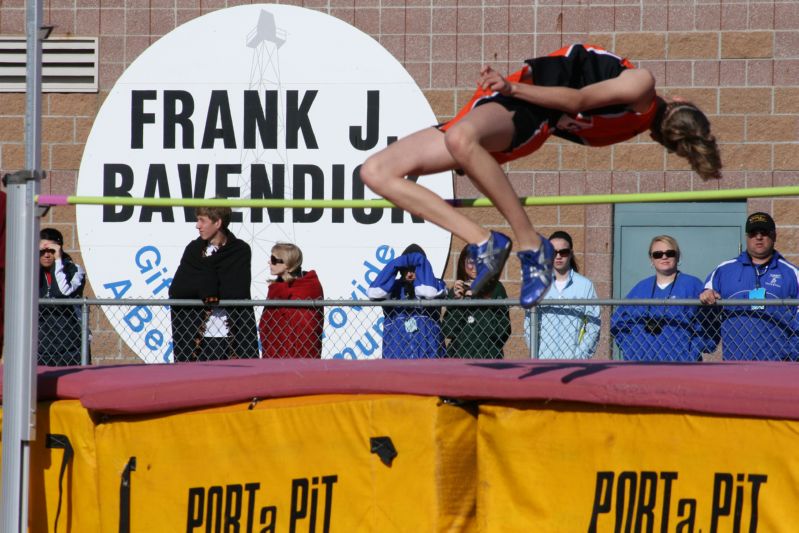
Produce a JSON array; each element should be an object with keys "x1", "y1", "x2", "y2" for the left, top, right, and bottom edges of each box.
[{"x1": 1, "y1": 0, "x2": 797, "y2": 362}]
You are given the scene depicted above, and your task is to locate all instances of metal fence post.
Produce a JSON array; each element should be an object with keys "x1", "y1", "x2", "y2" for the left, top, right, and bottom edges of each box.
[
  {"x1": 81, "y1": 298, "x2": 90, "y2": 365},
  {"x1": 529, "y1": 309, "x2": 539, "y2": 359}
]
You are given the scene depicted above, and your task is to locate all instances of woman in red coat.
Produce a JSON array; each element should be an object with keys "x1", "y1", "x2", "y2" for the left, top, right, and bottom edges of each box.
[{"x1": 259, "y1": 243, "x2": 324, "y2": 358}]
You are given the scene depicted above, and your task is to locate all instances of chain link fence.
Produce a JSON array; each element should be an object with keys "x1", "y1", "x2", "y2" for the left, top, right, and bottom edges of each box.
[{"x1": 35, "y1": 298, "x2": 799, "y2": 365}]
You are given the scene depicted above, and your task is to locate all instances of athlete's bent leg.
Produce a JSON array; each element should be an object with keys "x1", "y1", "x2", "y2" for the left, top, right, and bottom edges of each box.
[
  {"x1": 360, "y1": 127, "x2": 489, "y2": 245},
  {"x1": 442, "y1": 103, "x2": 541, "y2": 250},
  {"x1": 443, "y1": 103, "x2": 554, "y2": 307}
]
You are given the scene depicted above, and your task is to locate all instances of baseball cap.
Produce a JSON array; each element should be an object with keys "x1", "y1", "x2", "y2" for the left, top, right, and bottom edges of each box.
[{"x1": 745, "y1": 212, "x2": 776, "y2": 234}]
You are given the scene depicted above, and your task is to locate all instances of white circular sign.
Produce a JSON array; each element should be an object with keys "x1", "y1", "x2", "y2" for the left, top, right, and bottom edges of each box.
[{"x1": 77, "y1": 4, "x2": 453, "y2": 362}]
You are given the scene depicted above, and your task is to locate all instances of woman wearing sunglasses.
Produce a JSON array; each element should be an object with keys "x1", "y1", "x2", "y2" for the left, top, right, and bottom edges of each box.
[
  {"x1": 442, "y1": 244, "x2": 510, "y2": 359},
  {"x1": 259, "y1": 243, "x2": 324, "y2": 359},
  {"x1": 38, "y1": 227, "x2": 87, "y2": 366},
  {"x1": 611, "y1": 235, "x2": 715, "y2": 361},
  {"x1": 524, "y1": 231, "x2": 600, "y2": 359}
]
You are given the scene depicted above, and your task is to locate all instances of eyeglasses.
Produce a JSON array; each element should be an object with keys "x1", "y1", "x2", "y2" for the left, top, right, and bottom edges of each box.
[
  {"x1": 554, "y1": 249, "x2": 572, "y2": 258},
  {"x1": 465, "y1": 258, "x2": 476, "y2": 266},
  {"x1": 650, "y1": 250, "x2": 677, "y2": 259},
  {"x1": 747, "y1": 230, "x2": 772, "y2": 239},
  {"x1": 39, "y1": 248, "x2": 56, "y2": 256},
  {"x1": 270, "y1": 255, "x2": 284, "y2": 265}
]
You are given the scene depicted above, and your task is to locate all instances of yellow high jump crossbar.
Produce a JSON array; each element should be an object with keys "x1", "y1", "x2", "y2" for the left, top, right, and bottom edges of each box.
[{"x1": 36, "y1": 185, "x2": 799, "y2": 209}]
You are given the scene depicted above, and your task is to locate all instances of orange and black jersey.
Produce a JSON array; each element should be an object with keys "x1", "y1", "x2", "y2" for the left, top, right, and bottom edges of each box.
[
  {"x1": 439, "y1": 44, "x2": 657, "y2": 164},
  {"x1": 530, "y1": 44, "x2": 656, "y2": 147}
]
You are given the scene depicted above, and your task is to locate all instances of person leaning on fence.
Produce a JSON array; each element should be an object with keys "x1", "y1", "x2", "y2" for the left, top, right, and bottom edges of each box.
[
  {"x1": 259, "y1": 243, "x2": 324, "y2": 359},
  {"x1": 38, "y1": 228, "x2": 87, "y2": 366},
  {"x1": 524, "y1": 231, "x2": 600, "y2": 359},
  {"x1": 441, "y1": 244, "x2": 510, "y2": 359},
  {"x1": 611, "y1": 235, "x2": 715, "y2": 362},
  {"x1": 700, "y1": 212, "x2": 799, "y2": 361},
  {"x1": 168, "y1": 204, "x2": 259, "y2": 361},
  {"x1": 367, "y1": 244, "x2": 446, "y2": 359}
]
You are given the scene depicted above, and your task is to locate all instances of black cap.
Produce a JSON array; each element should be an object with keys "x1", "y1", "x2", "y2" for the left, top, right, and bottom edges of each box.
[
  {"x1": 40, "y1": 227, "x2": 64, "y2": 246},
  {"x1": 745, "y1": 212, "x2": 776, "y2": 234}
]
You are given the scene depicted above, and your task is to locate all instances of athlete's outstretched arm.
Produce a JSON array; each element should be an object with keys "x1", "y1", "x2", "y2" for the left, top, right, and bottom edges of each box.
[{"x1": 480, "y1": 67, "x2": 656, "y2": 115}]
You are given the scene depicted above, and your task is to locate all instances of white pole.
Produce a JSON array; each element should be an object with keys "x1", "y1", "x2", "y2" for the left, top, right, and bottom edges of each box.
[{"x1": 1, "y1": 0, "x2": 43, "y2": 528}]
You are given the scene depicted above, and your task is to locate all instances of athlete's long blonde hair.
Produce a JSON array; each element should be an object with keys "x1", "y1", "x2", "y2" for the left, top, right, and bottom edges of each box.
[{"x1": 651, "y1": 101, "x2": 722, "y2": 181}]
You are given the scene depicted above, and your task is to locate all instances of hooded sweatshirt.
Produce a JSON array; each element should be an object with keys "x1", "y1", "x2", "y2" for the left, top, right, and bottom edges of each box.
[{"x1": 368, "y1": 247, "x2": 446, "y2": 359}]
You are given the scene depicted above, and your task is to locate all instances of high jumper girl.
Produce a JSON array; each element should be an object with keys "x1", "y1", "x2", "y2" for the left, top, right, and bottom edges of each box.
[{"x1": 360, "y1": 43, "x2": 722, "y2": 308}]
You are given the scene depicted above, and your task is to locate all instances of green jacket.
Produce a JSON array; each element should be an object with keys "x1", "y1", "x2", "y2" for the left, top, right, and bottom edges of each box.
[{"x1": 441, "y1": 282, "x2": 511, "y2": 359}]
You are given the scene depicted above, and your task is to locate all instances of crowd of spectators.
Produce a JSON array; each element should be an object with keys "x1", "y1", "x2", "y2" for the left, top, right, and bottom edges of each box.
[{"x1": 31, "y1": 207, "x2": 799, "y2": 364}]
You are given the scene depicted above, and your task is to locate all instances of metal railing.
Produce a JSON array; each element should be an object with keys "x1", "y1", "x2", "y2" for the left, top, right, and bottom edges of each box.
[{"x1": 35, "y1": 298, "x2": 799, "y2": 365}]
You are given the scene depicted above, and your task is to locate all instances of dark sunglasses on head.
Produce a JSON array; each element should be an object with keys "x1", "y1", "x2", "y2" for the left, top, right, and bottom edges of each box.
[
  {"x1": 40, "y1": 248, "x2": 56, "y2": 256},
  {"x1": 270, "y1": 255, "x2": 284, "y2": 265},
  {"x1": 651, "y1": 250, "x2": 677, "y2": 259},
  {"x1": 554, "y1": 248, "x2": 572, "y2": 258}
]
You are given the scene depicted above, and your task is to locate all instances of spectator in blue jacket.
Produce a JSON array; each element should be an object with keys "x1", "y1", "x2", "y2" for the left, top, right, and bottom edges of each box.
[
  {"x1": 524, "y1": 231, "x2": 600, "y2": 359},
  {"x1": 700, "y1": 212, "x2": 799, "y2": 360},
  {"x1": 367, "y1": 244, "x2": 447, "y2": 359},
  {"x1": 612, "y1": 235, "x2": 715, "y2": 361}
]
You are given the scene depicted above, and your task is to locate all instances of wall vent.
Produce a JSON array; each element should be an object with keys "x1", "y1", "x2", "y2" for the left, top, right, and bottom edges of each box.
[{"x1": 0, "y1": 37, "x2": 98, "y2": 93}]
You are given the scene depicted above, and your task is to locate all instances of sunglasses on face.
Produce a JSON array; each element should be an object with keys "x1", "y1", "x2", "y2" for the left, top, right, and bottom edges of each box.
[
  {"x1": 747, "y1": 230, "x2": 772, "y2": 239},
  {"x1": 270, "y1": 255, "x2": 285, "y2": 265},
  {"x1": 554, "y1": 248, "x2": 572, "y2": 258},
  {"x1": 40, "y1": 248, "x2": 56, "y2": 256},
  {"x1": 650, "y1": 250, "x2": 677, "y2": 259}
]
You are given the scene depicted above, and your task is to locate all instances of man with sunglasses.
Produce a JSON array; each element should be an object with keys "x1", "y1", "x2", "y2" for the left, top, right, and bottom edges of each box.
[{"x1": 700, "y1": 212, "x2": 799, "y2": 360}]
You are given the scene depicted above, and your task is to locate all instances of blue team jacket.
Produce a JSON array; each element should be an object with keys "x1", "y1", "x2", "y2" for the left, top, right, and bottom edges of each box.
[
  {"x1": 367, "y1": 253, "x2": 446, "y2": 359},
  {"x1": 611, "y1": 272, "x2": 716, "y2": 362},
  {"x1": 704, "y1": 251, "x2": 799, "y2": 360}
]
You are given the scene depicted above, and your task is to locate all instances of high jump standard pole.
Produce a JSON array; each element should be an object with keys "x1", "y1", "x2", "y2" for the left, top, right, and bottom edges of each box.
[{"x1": 1, "y1": 0, "x2": 44, "y2": 529}]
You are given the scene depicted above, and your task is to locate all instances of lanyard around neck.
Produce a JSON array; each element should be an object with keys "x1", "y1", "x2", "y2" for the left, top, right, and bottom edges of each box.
[
  {"x1": 753, "y1": 262, "x2": 770, "y2": 289},
  {"x1": 650, "y1": 271, "x2": 679, "y2": 300},
  {"x1": 647, "y1": 271, "x2": 679, "y2": 316}
]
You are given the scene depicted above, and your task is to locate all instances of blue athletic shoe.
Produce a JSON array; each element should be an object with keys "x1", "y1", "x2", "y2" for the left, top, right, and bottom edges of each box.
[
  {"x1": 517, "y1": 236, "x2": 554, "y2": 308},
  {"x1": 470, "y1": 231, "x2": 512, "y2": 296}
]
